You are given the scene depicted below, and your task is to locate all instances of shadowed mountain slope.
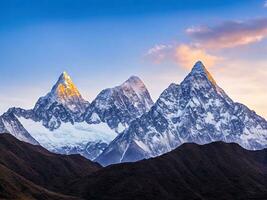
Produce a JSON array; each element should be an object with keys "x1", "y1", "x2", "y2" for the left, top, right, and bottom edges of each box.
[
  {"x1": 0, "y1": 133, "x2": 101, "y2": 194},
  {"x1": 0, "y1": 163, "x2": 81, "y2": 200},
  {"x1": 69, "y1": 141, "x2": 267, "y2": 200}
]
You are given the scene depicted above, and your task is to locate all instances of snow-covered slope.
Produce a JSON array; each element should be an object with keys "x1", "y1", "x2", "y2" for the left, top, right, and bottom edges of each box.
[
  {"x1": 18, "y1": 117, "x2": 117, "y2": 160},
  {"x1": 84, "y1": 76, "x2": 154, "y2": 132},
  {"x1": 0, "y1": 110, "x2": 39, "y2": 145},
  {"x1": 96, "y1": 61, "x2": 267, "y2": 166}
]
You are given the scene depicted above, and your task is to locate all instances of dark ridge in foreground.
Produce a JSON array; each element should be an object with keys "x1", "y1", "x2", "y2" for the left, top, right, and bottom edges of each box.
[
  {"x1": 0, "y1": 163, "x2": 80, "y2": 200},
  {"x1": 68, "y1": 142, "x2": 267, "y2": 200},
  {"x1": 0, "y1": 133, "x2": 102, "y2": 197},
  {"x1": 1, "y1": 133, "x2": 267, "y2": 200}
]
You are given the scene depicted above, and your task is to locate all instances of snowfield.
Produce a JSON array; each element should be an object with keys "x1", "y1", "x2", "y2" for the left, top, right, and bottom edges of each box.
[{"x1": 18, "y1": 117, "x2": 117, "y2": 150}]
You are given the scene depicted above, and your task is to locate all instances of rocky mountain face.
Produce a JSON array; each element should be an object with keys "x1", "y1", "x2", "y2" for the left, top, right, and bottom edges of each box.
[
  {"x1": 0, "y1": 110, "x2": 39, "y2": 145},
  {"x1": 29, "y1": 71, "x2": 89, "y2": 130},
  {"x1": 84, "y1": 76, "x2": 154, "y2": 132},
  {"x1": 96, "y1": 61, "x2": 267, "y2": 166},
  {"x1": 0, "y1": 73, "x2": 153, "y2": 160},
  {"x1": 6, "y1": 72, "x2": 89, "y2": 131}
]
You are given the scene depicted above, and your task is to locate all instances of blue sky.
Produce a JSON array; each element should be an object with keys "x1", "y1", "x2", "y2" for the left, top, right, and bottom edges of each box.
[{"x1": 1, "y1": 0, "x2": 267, "y2": 116}]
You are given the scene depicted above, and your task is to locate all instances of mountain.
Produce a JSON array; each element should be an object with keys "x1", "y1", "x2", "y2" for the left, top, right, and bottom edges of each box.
[
  {"x1": 0, "y1": 73, "x2": 153, "y2": 160},
  {"x1": 0, "y1": 133, "x2": 101, "y2": 197},
  {"x1": 26, "y1": 71, "x2": 89, "y2": 130},
  {"x1": 0, "y1": 110, "x2": 39, "y2": 145},
  {"x1": 2, "y1": 135, "x2": 267, "y2": 200},
  {"x1": 96, "y1": 61, "x2": 267, "y2": 166},
  {"x1": 7, "y1": 72, "x2": 118, "y2": 160},
  {"x1": 67, "y1": 142, "x2": 267, "y2": 200},
  {"x1": 84, "y1": 76, "x2": 154, "y2": 132},
  {"x1": 0, "y1": 163, "x2": 80, "y2": 200}
]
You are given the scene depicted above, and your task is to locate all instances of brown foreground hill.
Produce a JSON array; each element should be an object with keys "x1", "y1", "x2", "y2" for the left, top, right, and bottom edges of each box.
[{"x1": 1, "y1": 133, "x2": 267, "y2": 200}]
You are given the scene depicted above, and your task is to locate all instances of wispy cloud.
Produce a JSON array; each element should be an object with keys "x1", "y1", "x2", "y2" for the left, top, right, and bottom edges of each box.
[
  {"x1": 186, "y1": 18, "x2": 267, "y2": 49},
  {"x1": 264, "y1": 1, "x2": 267, "y2": 8},
  {"x1": 145, "y1": 44, "x2": 173, "y2": 63}
]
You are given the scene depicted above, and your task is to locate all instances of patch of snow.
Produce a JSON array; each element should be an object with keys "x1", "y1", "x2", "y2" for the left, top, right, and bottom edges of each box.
[
  {"x1": 115, "y1": 122, "x2": 126, "y2": 133},
  {"x1": 205, "y1": 112, "x2": 215, "y2": 124},
  {"x1": 90, "y1": 112, "x2": 101, "y2": 123},
  {"x1": 134, "y1": 139, "x2": 150, "y2": 152}
]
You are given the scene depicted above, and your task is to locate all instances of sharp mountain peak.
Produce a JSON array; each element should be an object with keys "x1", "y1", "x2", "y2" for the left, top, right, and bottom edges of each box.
[
  {"x1": 51, "y1": 71, "x2": 82, "y2": 98},
  {"x1": 190, "y1": 60, "x2": 217, "y2": 86},
  {"x1": 40, "y1": 71, "x2": 89, "y2": 113},
  {"x1": 122, "y1": 75, "x2": 145, "y2": 87}
]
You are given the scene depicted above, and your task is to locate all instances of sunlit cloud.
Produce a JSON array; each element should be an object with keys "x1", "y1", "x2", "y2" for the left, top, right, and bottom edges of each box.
[
  {"x1": 145, "y1": 43, "x2": 221, "y2": 68},
  {"x1": 210, "y1": 59, "x2": 267, "y2": 117},
  {"x1": 147, "y1": 18, "x2": 267, "y2": 68},
  {"x1": 186, "y1": 18, "x2": 267, "y2": 49},
  {"x1": 175, "y1": 44, "x2": 222, "y2": 68}
]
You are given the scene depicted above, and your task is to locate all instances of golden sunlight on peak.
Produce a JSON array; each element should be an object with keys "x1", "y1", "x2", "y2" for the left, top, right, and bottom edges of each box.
[
  {"x1": 203, "y1": 67, "x2": 217, "y2": 86},
  {"x1": 56, "y1": 82, "x2": 81, "y2": 99}
]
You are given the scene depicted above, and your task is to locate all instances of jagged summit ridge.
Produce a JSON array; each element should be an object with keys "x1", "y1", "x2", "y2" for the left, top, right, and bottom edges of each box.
[
  {"x1": 122, "y1": 75, "x2": 145, "y2": 88},
  {"x1": 84, "y1": 75, "x2": 154, "y2": 131}
]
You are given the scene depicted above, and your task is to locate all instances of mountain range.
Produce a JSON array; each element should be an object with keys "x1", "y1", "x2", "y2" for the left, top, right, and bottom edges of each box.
[
  {"x1": 1, "y1": 133, "x2": 267, "y2": 200},
  {"x1": 1, "y1": 61, "x2": 267, "y2": 166},
  {"x1": 97, "y1": 61, "x2": 267, "y2": 165},
  {"x1": 0, "y1": 72, "x2": 153, "y2": 161}
]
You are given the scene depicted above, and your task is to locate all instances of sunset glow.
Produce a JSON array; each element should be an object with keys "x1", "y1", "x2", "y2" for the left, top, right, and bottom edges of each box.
[{"x1": 0, "y1": 0, "x2": 267, "y2": 117}]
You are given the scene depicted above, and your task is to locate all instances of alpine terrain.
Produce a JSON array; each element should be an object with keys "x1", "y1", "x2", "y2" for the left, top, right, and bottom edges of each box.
[
  {"x1": 83, "y1": 76, "x2": 154, "y2": 132},
  {"x1": 96, "y1": 61, "x2": 267, "y2": 166},
  {"x1": 0, "y1": 73, "x2": 153, "y2": 160}
]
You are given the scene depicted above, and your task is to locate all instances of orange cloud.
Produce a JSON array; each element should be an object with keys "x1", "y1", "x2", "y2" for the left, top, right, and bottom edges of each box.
[
  {"x1": 145, "y1": 44, "x2": 221, "y2": 68},
  {"x1": 175, "y1": 44, "x2": 222, "y2": 68}
]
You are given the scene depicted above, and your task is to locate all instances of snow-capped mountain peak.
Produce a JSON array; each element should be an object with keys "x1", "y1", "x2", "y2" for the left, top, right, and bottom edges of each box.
[
  {"x1": 29, "y1": 71, "x2": 89, "y2": 130},
  {"x1": 191, "y1": 60, "x2": 206, "y2": 73},
  {"x1": 120, "y1": 75, "x2": 153, "y2": 107},
  {"x1": 48, "y1": 71, "x2": 87, "y2": 112},
  {"x1": 185, "y1": 61, "x2": 232, "y2": 103},
  {"x1": 190, "y1": 60, "x2": 217, "y2": 86},
  {"x1": 34, "y1": 71, "x2": 89, "y2": 114},
  {"x1": 84, "y1": 75, "x2": 154, "y2": 131},
  {"x1": 122, "y1": 75, "x2": 145, "y2": 89}
]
